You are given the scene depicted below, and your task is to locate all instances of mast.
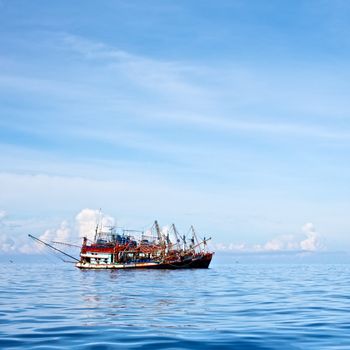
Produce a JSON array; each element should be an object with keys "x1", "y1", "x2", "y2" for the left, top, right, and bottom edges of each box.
[
  {"x1": 190, "y1": 225, "x2": 200, "y2": 251},
  {"x1": 181, "y1": 234, "x2": 187, "y2": 251},
  {"x1": 171, "y1": 223, "x2": 181, "y2": 250},
  {"x1": 28, "y1": 234, "x2": 79, "y2": 262},
  {"x1": 154, "y1": 220, "x2": 162, "y2": 243}
]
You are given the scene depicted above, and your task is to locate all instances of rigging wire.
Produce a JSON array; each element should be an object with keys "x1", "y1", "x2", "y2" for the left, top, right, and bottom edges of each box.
[{"x1": 29, "y1": 234, "x2": 79, "y2": 263}]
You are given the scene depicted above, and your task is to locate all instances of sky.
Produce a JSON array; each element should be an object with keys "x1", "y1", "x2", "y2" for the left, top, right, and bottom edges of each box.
[{"x1": 1, "y1": 0, "x2": 350, "y2": 255}]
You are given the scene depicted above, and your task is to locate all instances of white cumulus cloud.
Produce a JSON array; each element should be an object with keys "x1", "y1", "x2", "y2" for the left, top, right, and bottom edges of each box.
[
  {"x1": 0, "y1": 210, "x2": 15, "y2": 252},
  {"x1": 262, "y1": 234, "x2": 300, "y2": 252},
  {"x1": 75, "y1": 208, "x2": 115, "y2": 241},
  {"x1": 214, "y1": 223, "x2": 323, "y2": 253},
  {"x1": 300, "y1": 222, "x2": 320, "y2": 251},
  {"x1": 39, "y1": 220, "x2": 72, "y2": 243},
  {"x1": 0, "y1": 234, "x2": 16, "y2": 253},
  {"x1": 0, "y1": 210, "x2": 7, "y2": 220}
]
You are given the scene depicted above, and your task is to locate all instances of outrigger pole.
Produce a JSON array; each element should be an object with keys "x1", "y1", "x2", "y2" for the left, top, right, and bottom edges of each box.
[
  {"x1": 51, "y1": 241, "x2": 81, "y2": 248},
  {"x1": 28, "y1": 234, "x2": 79, "y2": 262}
]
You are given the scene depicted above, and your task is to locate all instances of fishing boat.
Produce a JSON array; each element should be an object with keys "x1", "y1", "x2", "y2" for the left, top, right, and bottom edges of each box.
[{"x1": 29, "y1": 220, "x2": 214, "y2": 269}]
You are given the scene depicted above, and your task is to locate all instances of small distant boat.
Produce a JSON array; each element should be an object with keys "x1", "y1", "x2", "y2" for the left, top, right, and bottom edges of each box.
[{"x1": 29, "y1": 220, "x2": 214, "y2": 270}]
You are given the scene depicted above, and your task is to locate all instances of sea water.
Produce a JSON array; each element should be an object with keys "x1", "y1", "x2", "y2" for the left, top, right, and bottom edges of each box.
[{"x1": 1, "y1": 259, "x2": 350, "y2": 349}]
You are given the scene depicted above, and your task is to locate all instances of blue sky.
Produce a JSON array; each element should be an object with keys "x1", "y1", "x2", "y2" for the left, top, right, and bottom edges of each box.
[{"x1": 1, "y1": 0, "x2": 350, "y2": 253}]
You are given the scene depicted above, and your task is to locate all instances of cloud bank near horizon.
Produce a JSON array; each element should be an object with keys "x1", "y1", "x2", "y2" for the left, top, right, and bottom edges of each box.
[
  {"x1": 0, "y1": 208, "x2": 323, "y2": 255},
  {"x1": 212, "y1": 222, "x2": 321, "y2": 253}
]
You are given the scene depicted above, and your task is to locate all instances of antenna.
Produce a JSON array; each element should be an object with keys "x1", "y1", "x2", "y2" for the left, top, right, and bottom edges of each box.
[
  {"x1": 94, "y1": 208, "x2": 102, "y2": 241},
  {"x1": 98, "y1": 208, "x2": 103, "y2": 232}
]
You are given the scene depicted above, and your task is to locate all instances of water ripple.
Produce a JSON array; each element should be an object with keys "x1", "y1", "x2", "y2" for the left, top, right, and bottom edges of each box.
[{"x1": 1, "y1": 263, "x2": 350, "y2": 349}]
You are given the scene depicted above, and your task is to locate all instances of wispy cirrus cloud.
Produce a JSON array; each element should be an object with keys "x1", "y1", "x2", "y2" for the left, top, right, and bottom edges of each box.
[
  {"x1": 2, "y1": 32, "x2": 350, "y2": 145},
  {"x1": 58, "y1": 34, "x2": 350, "y2": 139}
]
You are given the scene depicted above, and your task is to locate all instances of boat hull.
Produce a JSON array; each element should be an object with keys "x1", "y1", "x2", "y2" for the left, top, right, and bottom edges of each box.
[{"x1": 76, "y1": 253, "x2": 213, "y2": 270}]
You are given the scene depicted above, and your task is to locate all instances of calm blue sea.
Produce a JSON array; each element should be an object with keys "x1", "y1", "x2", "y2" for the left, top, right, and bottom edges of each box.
[{"x1": 1, "y1": 259, "x2": 350, "y2": 349}]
